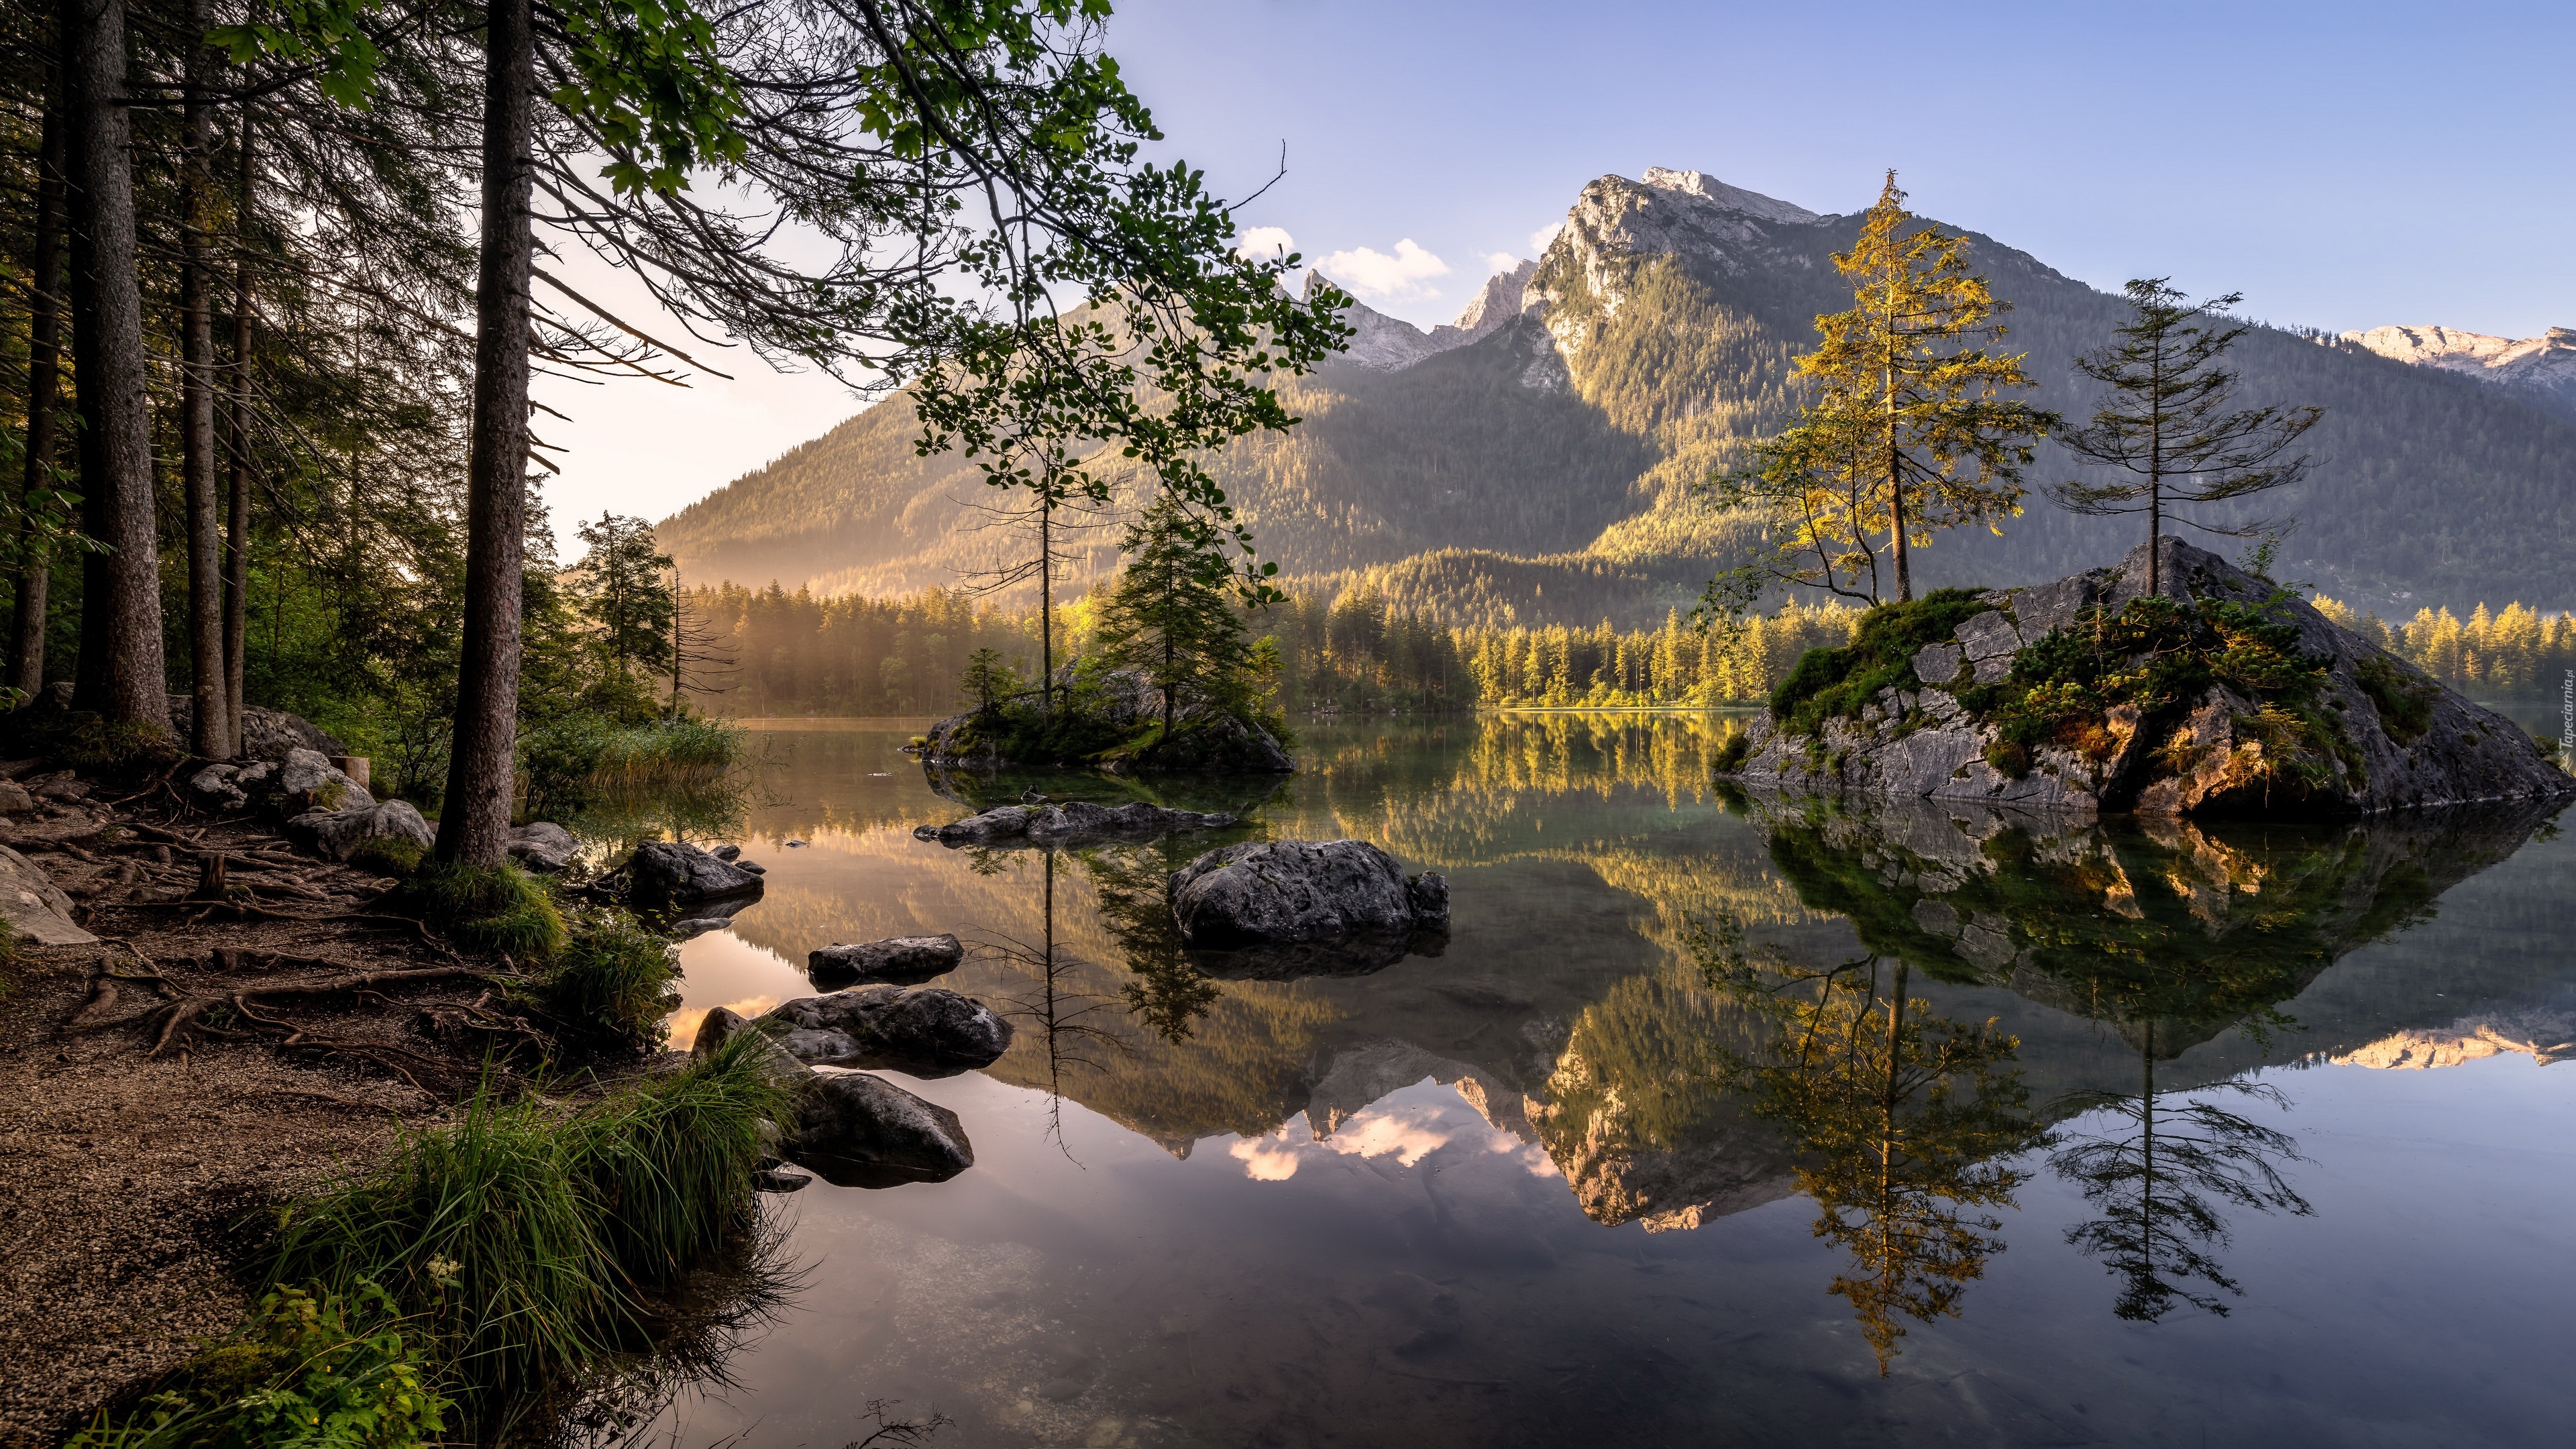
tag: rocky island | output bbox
[1723,538,2574,816]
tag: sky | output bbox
[533,0,2576,540]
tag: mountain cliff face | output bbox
[655,166,2576,619]
[2342,323,2576,421]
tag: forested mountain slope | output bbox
[657,167,2576,622]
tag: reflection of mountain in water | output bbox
[722,717,2571,1242]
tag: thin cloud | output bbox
[1485,252,1521,274]
[1319,238,1452,300]
[1529,221,1564,254]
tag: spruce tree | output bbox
[2047,279,2326,595]
[1723,173,2057,605]
[1097,496,1252,746]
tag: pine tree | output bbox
[1096,496,1254,745]
[2047,278,2326,594]
[1714,172,2056,605]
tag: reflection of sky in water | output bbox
[642,719,2576,1449]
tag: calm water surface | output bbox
[647,714,2575,1449]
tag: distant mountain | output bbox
[657,166,2576,621]
[2342,324,2576,422]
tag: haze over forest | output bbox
[656,166,2576,625]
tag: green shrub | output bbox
[406,861,567,963]
[523,716,749,819]
[66,1282,449,1449]
[1768,589,1995,736]
[2355,653,2436,745]
[1714,730,1751,774]
[535,920,682,1055]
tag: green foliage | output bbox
[568,514,678,689]
[2354,653,2437,745]
[344,838,425,881]
[405,862,568,963]
[1096,494,1260,741]
[549,0,749,197]
[1960,594,2359,795]
[523,714,747,820]
[1767,589,1996,735]
[533,920,683,1056]
[265,1037,786,1415]
[67,1281,449,1449]
[960,646,1020,716]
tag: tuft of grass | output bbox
[2355,653,2436,745]
[533,920,682,1056]
[65,1281,449,1448]
[264,1036,789,1420]
[406,861,567,963]
[523,716,750,820]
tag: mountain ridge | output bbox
[655,166,2576,619]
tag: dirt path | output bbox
[0,796,537,1446]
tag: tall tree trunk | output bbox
[1038,485,1053,716]
[61,0,171,735]
[437,0,537,866]
[13,85,66,698]
[180,0,231,757]
[224,113,256,754]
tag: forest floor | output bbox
[0,774,546,1446]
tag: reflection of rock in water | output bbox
[2336,1009,2576,1069]
[1531,975,1796,1232]
[1757,795,2566,1057]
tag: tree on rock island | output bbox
[1714,172,2056,607]
[2047,278,2326,596]
[1097,494,1256,747]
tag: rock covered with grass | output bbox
[1168,839,1450,949]
[912,798,1238,849]
[808,933,963,986]
[284,798,435,863]
[1723,537,2576,816]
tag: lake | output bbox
[644,713,2576,1449]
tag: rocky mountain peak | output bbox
[2344,322,2576,419]
[1638,166,1821,225]
[1431,259,1542,347]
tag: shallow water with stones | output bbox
[634,712,2576,1449]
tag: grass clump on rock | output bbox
[264,1033,792,1421]
[405,859,567,963]
[1770,589,1995,737]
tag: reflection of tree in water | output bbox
[977,849,1126,1155]
[2049,1022,2312,1322]
[1078,841,1223,1044]
[1696,916,2044,1372]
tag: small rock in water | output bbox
[785,1071,975,1187]
[1167,839,1448,948]
[753,1166,812,1194]
[669,917,733,941]
[757,983,1011,1077]
[809,933,965,987]
[712,844,742,861]
[784,839,808,847]
[627,840,765,907]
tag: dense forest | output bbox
[676,580,2576,718]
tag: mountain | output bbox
[2342,323,2576,422]
[656,166,2576,620]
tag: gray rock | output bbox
[690,1006,814,1089]
[164,698,345,760]
[233,760,276,789]
[808,933,965,987]
[1405,871,1452,929]
[753,1166,812,1193]
[785,1071,975,1188]
[508,822,579,873]
[0,780,40,816]
[669,917,733,940]
[1911,642,1965,688]
[0,845,95,946]
[1167,839,1448,949]
[627,839,765,908]
[187,764,248,811]
[277,748,372,810]
[284,800,434,863]
[756,984,1012,1077]
[1727,537,2576,817]
[712,844,741,861]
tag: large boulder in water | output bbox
[785,1072,974,1187]
[910,800,1237,850]
[627,840,765,908]
[755,984,1012,1077]
[1167,839,1450,949]
[808,934,964,987]
[1723,537,2576,817]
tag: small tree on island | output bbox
[960,646,1020,718]
[1710,172,2057,608]
[2047,278,2326,596]
[1097,494,1255,746]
